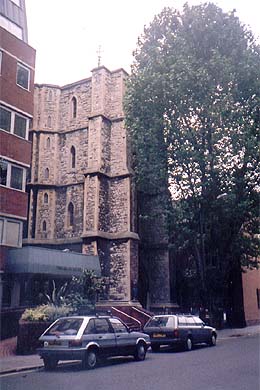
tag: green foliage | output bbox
[42,280,68,306]
[21,304,73,322]
[125,2,260,315]
[63,270,107,313]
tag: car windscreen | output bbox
[45,318,83,336]
[145,316,174,328]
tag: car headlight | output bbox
[44,341,49,347]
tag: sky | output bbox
[25,0,260,86]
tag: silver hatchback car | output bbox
[37,315,150,370]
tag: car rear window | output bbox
[146,316,174,328]
[45,318,83,336]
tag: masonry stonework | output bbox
[26,66,139,302]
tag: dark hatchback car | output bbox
[143,314,217,352]
[37,315,150,370]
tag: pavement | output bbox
[0,325,259,375]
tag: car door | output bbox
[185,316,199,343]
[94,318,117,356]
[83,318,116,357]
[193,316,208,343]
[109,318,135,355]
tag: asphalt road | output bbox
[1,334,259,390]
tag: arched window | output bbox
[70,146,76,168]
[47,116,52,127]
[46,137,50,148]
[68,202,74,226]
[44,168,49,179]
[42,220,47,231]
[44,193,48,204]
[71,97,77,118]
[48,90,52,101]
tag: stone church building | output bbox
[25,66,140,304]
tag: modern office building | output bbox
[0,0,35,336]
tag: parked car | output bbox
[37,315,150,370]
[143,314,217,352]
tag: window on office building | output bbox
[10,166,23,190]
[11,0,20,6]
[17,63,30,90]
[0,217,22,247]
[14,113,27,138]
[0,160,25,191]
[0,106,29,139]
[0,51,2,74]
[0,106,11,132]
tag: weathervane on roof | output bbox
[96,45,103,67]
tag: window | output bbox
[0,160,8,186]
[193,317,204,326]
[42,220,47,232]
[0,51,2,74]
[0,160,25,191]
[17,63,30,90]
[0,218,22,247]
[0,15,22,40]
[0,106,29,139]
[44,168,49,179]
[68,202,74,226]
[14,114,26,138]
[257,289,260,309]
[45,318,83,336]
[84,319,96,335]
[46,137,50,148]
[0,106,11,132]
[70,146,76,168]
[48,90,53,101]
[10,165,23,190]
[94,319,111,334]
[47,116,52,128]
[71,97,77,118]
[10,0,20,6]
[44,193,49,204]
[110,318,128,333]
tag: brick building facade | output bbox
[25,66,139,303]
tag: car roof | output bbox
[151,314,196,318]
[54,315,111,320]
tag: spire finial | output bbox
[96,45,103,67]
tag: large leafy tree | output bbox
[125,2,260,325]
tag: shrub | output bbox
[21,304,73,322]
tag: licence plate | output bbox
[48,340,62,346]
[153,333,166,338]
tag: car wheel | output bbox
[185,337,193,351]
[43,357,58,371]
[209,333,217,346]
[151,344,160,352]
[134,342,146,361]
[84,348,98,369]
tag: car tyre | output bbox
[43,357,58,371]
[134,342,146,361]
[83,348,98,369]
[151,344,160,352]
[209,333,217,347]
[185,337,193,351]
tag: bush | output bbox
[21,304,73,322]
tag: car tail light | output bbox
[173,329,179,338]
[69,340,82,347]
